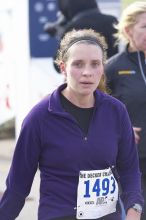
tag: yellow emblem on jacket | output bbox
[118,70,136,75]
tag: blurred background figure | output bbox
[105,2,146,219]
[44,0,118,72]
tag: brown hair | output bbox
[55,29,108,93]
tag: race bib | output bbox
[76,167,118,219]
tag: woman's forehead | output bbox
[67,42,103,54]
[136,12,146,23]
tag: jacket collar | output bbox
[48,83,107,113]
[125,44,145,62]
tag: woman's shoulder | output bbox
[96,90,126,112]
[105,49,128,76]
[23,94,51,124]
[106,50,127,66]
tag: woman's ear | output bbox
[124,26,133,39]
[60,62,66,76]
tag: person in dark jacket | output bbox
[45,0,118,72]
[105,2,146,219]
[58,0,118,58]
[0,29,144,220]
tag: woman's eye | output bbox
[92,62,100,67]
[73,62,83,67]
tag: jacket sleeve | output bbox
[117,106,144,212]
[0,112,42,220]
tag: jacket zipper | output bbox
[137,51,146,86]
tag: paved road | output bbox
[0,139,40,219]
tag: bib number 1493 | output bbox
[76,168,119,219]
[84,176,116,198]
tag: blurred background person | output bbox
[57,0,118,58]
[44,0,118,72]
[105,2,146,219]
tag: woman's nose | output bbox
[82,67,92,76]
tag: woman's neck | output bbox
[128,44,137,53]
[62,89,95,108]
[128,44,146,58]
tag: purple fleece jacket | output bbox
[0,84,144,220]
